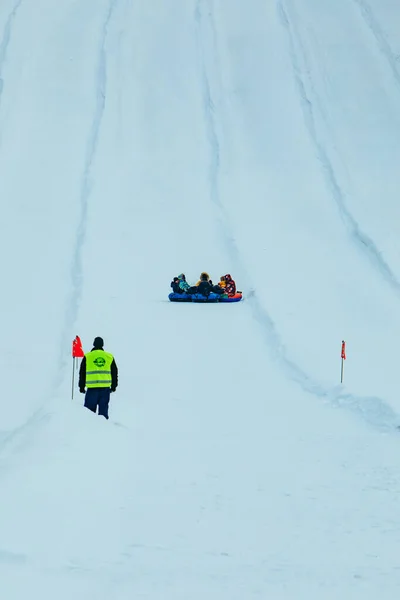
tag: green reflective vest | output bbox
[85,350,114,388]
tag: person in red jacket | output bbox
[222,274,236,297]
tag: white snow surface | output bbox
[1,0,400,598]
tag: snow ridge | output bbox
[0,408,51,465]
[353,0,400,89]
[58,0,118,377]
[195,0,245,275]
[195,0,221,211]
[250,290,399,431]
[194,0,249,267]
[0,0,23,105]
[195,0,400,432]
[278,0,400,298]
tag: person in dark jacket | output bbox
[170,273,190,294]
[186,271,224,296]
[186,272,211,296]
[171,277,182,294]
[79,336,118,419]
[196,278,213,296]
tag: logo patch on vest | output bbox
[93,357,106,368]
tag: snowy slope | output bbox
[1,1,400,598]
[213,0,400,407]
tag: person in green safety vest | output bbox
[79,336,118,419]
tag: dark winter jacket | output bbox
[171,275,190,294]
[196,281,213,296]
[79,348,118,391]
[171,278,184,294]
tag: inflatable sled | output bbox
[219,292,243,303]
[168,292,193,302]
[169,292,243,303]
[191,292,220,303]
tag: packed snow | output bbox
[1,0,400,598]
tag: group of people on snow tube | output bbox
[171,272,237,298]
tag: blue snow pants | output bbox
[84,387,111,419]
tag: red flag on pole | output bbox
[340,340,346,384]
[72,335,84,358]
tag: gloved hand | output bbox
[79,387,85,394]
[111,386,116,393]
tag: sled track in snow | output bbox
[0,408,52,470]
[195,0,400,433]
[57,0,119,383]
[0,1,55,462]
[278,0,400,299]
[0,0,23,107]
[353,0,400,90]
[195,0,247,265]
[249,291,400,432]
[0,0,119,461]
[195,0,221,211]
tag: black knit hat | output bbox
[93,336,104,349]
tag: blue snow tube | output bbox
[168,291,243,303]
[169,292,192,302]
[191,292,220,303]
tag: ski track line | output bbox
[0,0,23,103]
[195,0,221,211]
[0,1,51,462]
[56,0,118,385]
[278,0,400,299]
[0,409,52,470]
[353,0,400,90]
[195,0,400,433]
[194,0,244,259]
[0,0,118,462]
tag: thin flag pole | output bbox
[340,340,346,383]
[72,357,75,400]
